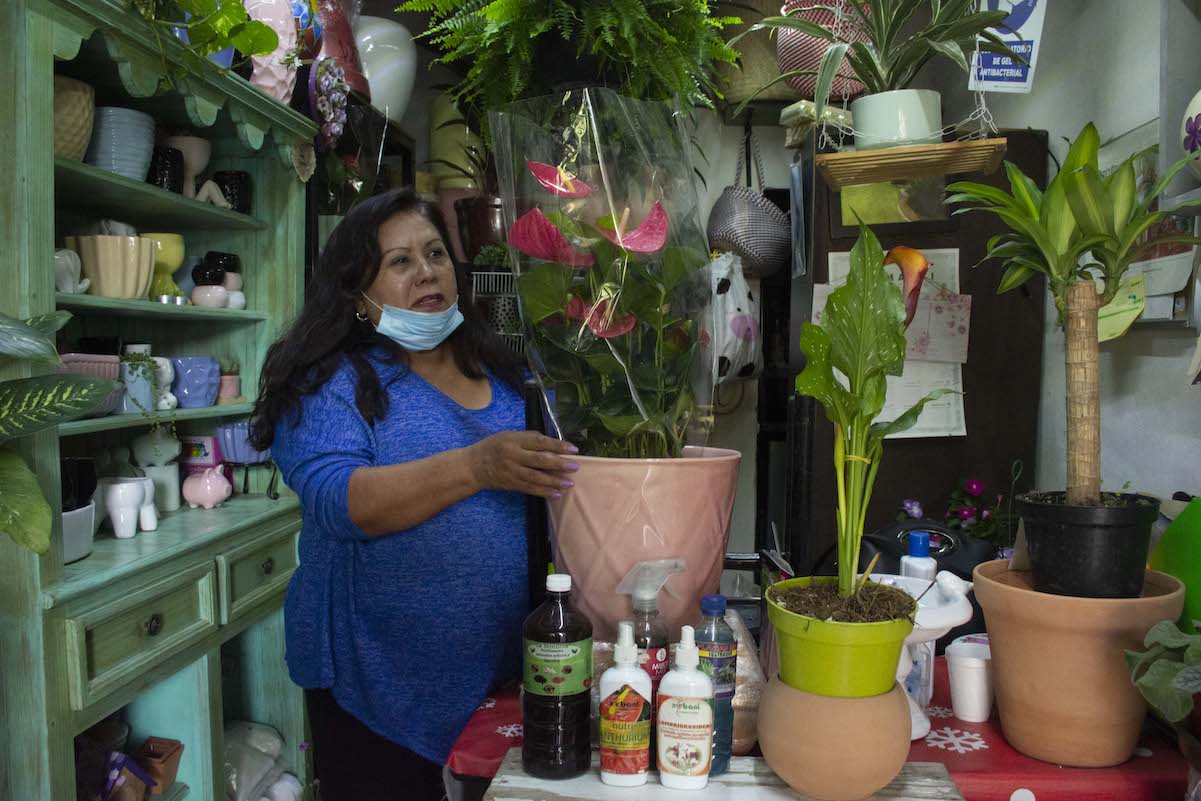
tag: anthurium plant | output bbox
[947,122,1201,506]
[796,224,948,598]
[0,312,116,553]
[491,89,714,459]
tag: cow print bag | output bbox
[702,253,763,385]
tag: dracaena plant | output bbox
[0,313,117,554]
[734,0,1027,118]
[796,223,948,598]
[946,122,1201,506]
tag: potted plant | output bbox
[218,359,242,404]
[947,123,1201,598]
[0,312,116,554]
[736,1,1027,149]
[491,88,739,643]
[1129,620,1201,779]
[755,223,941,801]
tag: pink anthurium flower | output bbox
[883,245,931,329]
[566,296,589,320]
[527,160,593,198]
[584,298,637,338]
[508,208,595,267]
[599,201,668,253]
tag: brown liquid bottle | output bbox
[521,573,593,779]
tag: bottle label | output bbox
[638,646,669,691]
[698,642,738,699]
[656,694,713,777]
[600,684,651,775]
[523,639,592,696]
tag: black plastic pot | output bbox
[1019,491,1159,598]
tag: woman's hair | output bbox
[250,189,523,450]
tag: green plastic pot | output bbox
[767,576,915,698]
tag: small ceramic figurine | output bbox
[54,249,90,294]
[98,477,148,539]
[182,466,232,509]
[151,357,178,411]
[132,426,182,467]
[196,180,232,209]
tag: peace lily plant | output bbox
[0,312,116,554]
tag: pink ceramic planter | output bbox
[547,446,740,641]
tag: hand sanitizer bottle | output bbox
[657,625,714,790]
[901,531,937,580]
[600,621,653,786]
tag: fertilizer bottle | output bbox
[696,593,736,775]
[599,621,653,786]
[657,625,714,790]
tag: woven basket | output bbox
[54,76,94,162]
[776,0,868,100]
[706,133,791,278]
[718,0,797,104]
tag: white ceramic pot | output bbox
[1181,88,1201,180]
[849,89,943,150]
[62,501,96,564]
[192,285,229,307]
[245,0,299,104]
[354,15,417,123]
[225,290,247,310]
[141,465,182,513]
[99,477,147,540]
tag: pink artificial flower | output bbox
[599,201,669,253]
[566,296,636,338]
[508,208,595,267]
[965,479,984,496]
[527,160,593,198]
[957,507,977,520]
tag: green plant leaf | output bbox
[727,16,835,48]
[1004,161,1043,220]
[794,323,853,429]
[0,313,60,365]
[1134,659,1193,722]
[1186,639,1201,666]
[869,388,956,442]
[926,38,968,73]
[1126,643,1167,679]
[177,0,219,16]
[1108,160,1137,228]
[1063,165,1114,237]
[661,246,708,293]
[0,375,118,441]
[1038,177,1077,257]
[1175,665,1201,695]
[517,263,573,325]
[230,19,279,57]
[1144,620,1196,649]
[1137,149,1201,218]
[997,263,1037,293]
[25,311,72,340]
[597,412,646,436]
[1061,122,1101,175]
[0,448,50,554]
[813,42,850,123]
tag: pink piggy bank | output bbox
[182,465,232,509]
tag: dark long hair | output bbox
[250,189,522,450]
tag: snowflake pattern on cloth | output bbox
[927,706,953,719]
[477,697,496,710]
[496,723,523,739]
[926,727,988,754]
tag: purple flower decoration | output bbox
[902,498,924,519]
[965,479,984,496]
[1185,114,1201,153]
[957,506,977,520]
[981,509,992,520]
[999,547,1014,560]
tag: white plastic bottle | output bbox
[900,531,937,580]
[656,625,714,790]
[600,621,653,787]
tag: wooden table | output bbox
[483,749,965,800]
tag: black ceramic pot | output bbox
[195,251,239,286]
[1020,491,1160,598]
[147,146,185,194]
[213,170,252,215]
[60,457,97,513]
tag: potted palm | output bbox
[735,1,1027,149]
[757,223,944,801]
[491,88,739,643]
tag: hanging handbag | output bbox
[706,131,791,278]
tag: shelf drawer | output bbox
[65,564,218,711]
[216,524,299,625]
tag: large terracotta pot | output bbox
[547,446,740,641]
[974,560,1184,767]
[759,678,910,801]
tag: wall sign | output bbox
[968,0,1046,94]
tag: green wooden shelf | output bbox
[54,158,266,231]
[59,403,253,436]
[46,496,299,608]
[57,293,268,322]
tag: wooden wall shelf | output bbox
[816,138,1007,190]
[57,294,268,322]
[58,403,253,436]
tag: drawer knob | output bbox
[261,557,275,575]
[143,613,163,637]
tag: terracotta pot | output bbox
[134,737,184,796]
[547,446,740,641]
[974,560,1184,767]
[219,375,241,399]
[759,678,910,801]
[454,194,504,264]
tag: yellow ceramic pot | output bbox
[66,235,155,299]
[140,233,186,298]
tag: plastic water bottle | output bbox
[696,594,736,775]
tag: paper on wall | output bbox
[1098,273,1146,342]
[883,363,966,439]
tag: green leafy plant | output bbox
[1127,621,1201,724]
[734,0,1027,118]
[133,0,279,67]
[795,225,949,598]
[0,313,117,553]
[220,358,241,376]
[473,242,510,270]
[946,123,1201,506]
[399,0,740,124]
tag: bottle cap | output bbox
[701,594,726,617]
[546,573,571,593]
[675,625,699,670]
[616,559,686,612]
[908,531,930,558]
[614,621,637,665]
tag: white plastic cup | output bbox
[946,634,993,723]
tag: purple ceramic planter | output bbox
[217,421,271,464]
[170,357,220,408]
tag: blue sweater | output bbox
[272,353,528,762]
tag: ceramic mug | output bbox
[147,145,185,194]
[170,357,220,408]
[212,171,252,214]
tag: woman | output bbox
[250,190,576,801]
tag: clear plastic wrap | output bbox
[491,88,716,459]
[727,609,765,756]
[224,721,287,801]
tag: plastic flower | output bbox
[1186,115,1201,153]
[901,498,924,519]
[883,245,931,329]
[957,507,977,520]
[527,160,593,198]
[508,208,595,267]
[965,478,984,496]
[599,201,668,253]
[566,296,636,338]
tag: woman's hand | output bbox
[468,432,579,498]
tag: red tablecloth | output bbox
[447,661,1189,801]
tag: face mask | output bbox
[361,293,464,351]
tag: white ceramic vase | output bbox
[354,15,417,123]
[99,477,147,539]
[1181,88,1201,181]
[142,464,182,514]
[849,89,943,150]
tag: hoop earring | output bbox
[355,311,368,322]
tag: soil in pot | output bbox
[771,580,916,623]
[1020,491,1159,598]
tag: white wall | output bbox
[936,0,1201,498]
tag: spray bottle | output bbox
[599,621,653,786]
[617,559,686,753]
[657,625,714,790]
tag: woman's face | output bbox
[357,211,457,323]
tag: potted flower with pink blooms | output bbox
[489,88,739,640]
